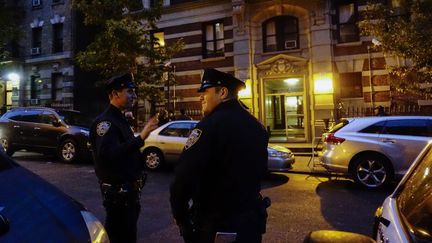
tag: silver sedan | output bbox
[139,120,295,171]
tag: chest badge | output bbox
[96,121,111,136]
[184,129,202,150]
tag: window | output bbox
[52,23,63,53]
[40,111,57,125]
[337,2,359,43]
[159,122,196,137]
[263,16,299,52]
[51,73,63,102]
[383,119,432,137]
[396,146,432,241]
[340,72,363,98]
[360,121,386,134]
[18,110,42,123]
[32,27,42,49]
[151,31,165,48]
[203,21,224,58]
[32,0,42,7]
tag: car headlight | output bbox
[268,148,290,158]
[80,211,110,243]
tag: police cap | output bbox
[197,68,245,92]
[105,73,136,93]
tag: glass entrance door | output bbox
[264,78,306,142]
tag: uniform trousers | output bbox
[103,190,141,243]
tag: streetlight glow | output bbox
[7,73,20,82]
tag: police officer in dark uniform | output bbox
[170,69,270,243]
[90,73,158,243]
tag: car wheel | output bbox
[0,137,15,156]
[351,155,392,189]
[143,149,164,171]
[58,139,79,163]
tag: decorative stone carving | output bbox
[232,0,245,34]
[30,18,44,28]
[265,59,300,76]
[50,14,65,24]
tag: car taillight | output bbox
[324,133,345,144]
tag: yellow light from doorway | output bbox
[284,78,299,86]
[238,79,252,98]
[313,73,333,94]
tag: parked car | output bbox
[0,107,93,163]
[320,116,432,189]
[139,120,295,171]
[305,141,432,243]
[0,150,109,242]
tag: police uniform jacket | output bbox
[90,104,144,184]
[170,99,269,227]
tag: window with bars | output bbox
[202,21,224,58]
[262,16,299,52]
[337,1,359,43]
[52,23,63,53]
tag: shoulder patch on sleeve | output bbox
[184,129,202,150]
[96,121,111,136]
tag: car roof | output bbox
[337,116,432,133]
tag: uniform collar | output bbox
[206,99,239,116]
[108,104,125,118]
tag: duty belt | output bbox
[100,176,146,193]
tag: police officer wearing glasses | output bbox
[90,73,158,243]
[170,69,271,243]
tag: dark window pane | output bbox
[263,15,298,52]
[337,2,359,43]
[52,23,63,53]
[19,110,42,123]
[383,119,431,136]
[359,121,386,134]
[203,21,224,58]
[32,27,42,48]
[40,112,57,124]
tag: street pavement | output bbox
[12,152,390,242]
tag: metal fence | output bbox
[342,104,432,117]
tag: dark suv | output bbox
[0,107,93,163]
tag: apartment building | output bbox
[2,0,427,143]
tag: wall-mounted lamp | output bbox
[313,73,334,94]
[238,79,252,98]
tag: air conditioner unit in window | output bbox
[32,0,41,7]
[30,99,40,105]
[284,40,297,49]
[30,47,41,55]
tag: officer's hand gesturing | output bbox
[140,115,159,140]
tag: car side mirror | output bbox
[52,120,62,127]
[0,214,10,236]
[304,230,375,243]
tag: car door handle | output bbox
[34,127,41,130]
[13,125,20,128]
[382,139,395,144]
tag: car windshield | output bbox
[396,145,432,241]
[57,110,93,128]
